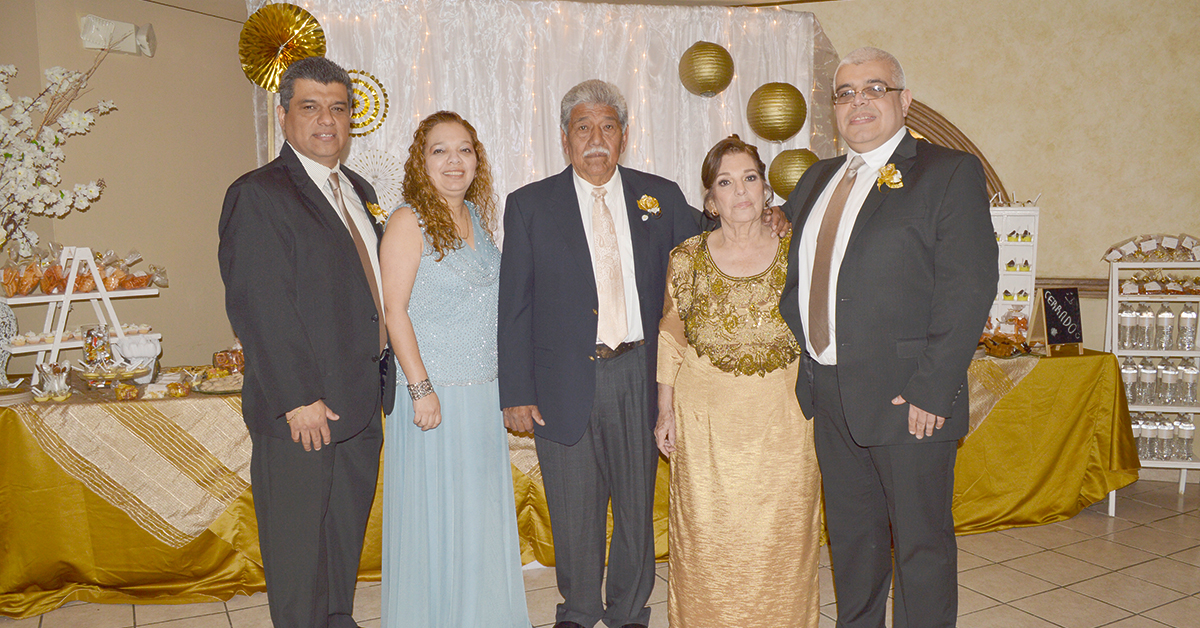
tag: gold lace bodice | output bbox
[664,231,800,377]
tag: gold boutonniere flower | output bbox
[637,194,662,219]
[876,164,903,191]
[366,201,387,225]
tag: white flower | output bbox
[0,92,11,110]
[96,100,116,114]
[44,67,69,86]
[0,65,16,79]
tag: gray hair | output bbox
[836,47,906,89]
[559,80,629,134]
[278,56,353,112]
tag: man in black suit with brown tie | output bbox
[780,48,998,627]
[219,56,395,628]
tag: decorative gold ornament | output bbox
[678,41,734,97]
[746,82,807,142]
[366,202,386,225]
[768,149,819,200]
[348,70,389,137]
[238,3,326,93]
[637,194,661,217]
[876,163,903,190]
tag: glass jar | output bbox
[1118,303,1137,350]
[1180,358,1198,406]
[1137,358,1158,406]
[1121,357,1139,405]
[1136,303,1156,349]
[1179,303,1197,351]
[1179,416,1196,462]
[1159,360,1180,406]
[1155,303,1176,351]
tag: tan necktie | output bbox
[592,187,628,350]
[329,171,387,353]
[808,155,866,356]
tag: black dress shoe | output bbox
[552,622,586,628]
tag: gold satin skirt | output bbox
[668,357,821,628]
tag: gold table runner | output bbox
[13,393,250,548]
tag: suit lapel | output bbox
[846,131,919,251]
[619,167,653,295]
[280,144,348,237]
[546,167,598,292]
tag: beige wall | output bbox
[0,0,253,370]
[802,0,1200,349]
[2,0,1194,367]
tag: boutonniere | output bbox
[637,194,661,221]
[876,164,903,191]
[366,201,387,225]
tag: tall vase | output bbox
[0,296,16,388]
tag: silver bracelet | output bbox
[407,378,434,401]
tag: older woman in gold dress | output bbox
[655,135,821,627]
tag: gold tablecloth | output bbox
[1,350,1139,619]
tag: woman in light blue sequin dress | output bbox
[378,111,530,628]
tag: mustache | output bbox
[583,147,611,158]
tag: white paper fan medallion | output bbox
[347,149,404,213]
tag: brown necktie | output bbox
[808,155,866,356]
[592,187,628,350]
[329,171,386,353]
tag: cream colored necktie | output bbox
[808,155,866,356]
[329,171,386,353]
[592,187,628,350]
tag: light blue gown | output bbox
[381,202,530,628]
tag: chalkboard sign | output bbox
[1029,287,1084,354]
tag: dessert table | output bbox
[0,350,1139,619]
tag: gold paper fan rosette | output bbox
[768,148,819,200]
[747,82,807,142]
[679,41,734,97]
[239,3,326,93]
[349,70,388,137]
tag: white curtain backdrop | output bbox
[247,0,838,214]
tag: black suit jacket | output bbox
[219,143,396,443]
[780,132,998,446]
[498,165,704,446]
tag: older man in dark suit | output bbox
[498,80,703,628]
[780,48,998,628]
[219,56,395,628]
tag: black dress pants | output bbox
[249,410,383,628]
[811,361,958,628]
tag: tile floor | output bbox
[2,479,1197,627]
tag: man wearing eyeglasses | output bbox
[780,47,997,627]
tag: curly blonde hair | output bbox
[401,111,498,260]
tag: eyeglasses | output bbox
[833,84,903,105]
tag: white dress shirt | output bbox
[573,168,644,344]
[291,142,385,324]
[797,126,908,365]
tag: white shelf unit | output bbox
[4,246,160,383]
[988,206,1039,323]
[1103,260,1199,513]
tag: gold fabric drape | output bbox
[953,350,1140,534]
[2,350,1139,618]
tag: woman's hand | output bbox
[412,392,442,431]
[655,384,676,458]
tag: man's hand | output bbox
[892,395,945,439]
[503,404,544,434]
[762,205,791,237]
[286,399,340,451]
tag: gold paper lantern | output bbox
[239,3,326,93]
[678,42,734,97]
[747,82,807,142]
[768,149,819,200]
